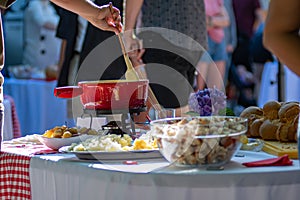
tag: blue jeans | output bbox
[207,36,227,62]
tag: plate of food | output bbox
[59,146,162,160]
[59,133,162,160]
[35,125,102,150]
[240,137,264,152]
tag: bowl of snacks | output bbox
[35,125,101,150]
[150,116,248,168]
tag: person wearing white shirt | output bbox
[22,0,61,69]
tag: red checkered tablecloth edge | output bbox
[0,152,31,200]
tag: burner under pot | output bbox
[102,121,129,136]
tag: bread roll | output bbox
[276,123,290,142]
[287,125,296,142]
[240,106,263,118]
[278,102,300,123]
[262,100,281,120]
[259,119,278,140]
[249,118,264,137]
[240,106,263,137]
[293,114,299,130]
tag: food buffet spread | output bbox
[1,71,300,200]
[1,91,299,200]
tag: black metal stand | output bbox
[82,107,147,136]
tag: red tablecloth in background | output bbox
[4,95,21,138]
[0,152,31,199]
[0,143,57,200]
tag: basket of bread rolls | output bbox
[239,100,299,142]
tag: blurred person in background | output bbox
[123,0,207,117]
[22,0,61,70]
[223,0,238,111]
[231,0,264,107]
[263,0,300,77]
[232,0,263,70]
[251,0,274,101]
[0,0,122,149]
[196,0,229,91]
[56,8,86,87]
[223,0,237,85]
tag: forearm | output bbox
[123,0,143,32]
[263,0,300,76]
[209,7,229,28]
[50,0,101,21]
[264,31,300,76]
[50,0,121,33]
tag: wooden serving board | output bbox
[262,141,298,159]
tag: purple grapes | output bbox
[189,87,226,116]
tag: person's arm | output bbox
[263,0,300,76]
[50,0,121,33]
[123,0,144,64]
[123,0,143,32]
[208,6,230,29]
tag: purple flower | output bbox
[188,87,226,116]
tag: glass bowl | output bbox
[150,116,248,168]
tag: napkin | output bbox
[242,154,293,167]
[32,149,58,155]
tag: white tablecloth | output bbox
[3,78,70,135]
[30,151,300,200]
[3,98,13,140]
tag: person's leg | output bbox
[206,38,227,90]
[207,60,226,89]
[196,61,209,90]
[195,38,213,91]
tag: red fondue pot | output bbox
[54,79,149,110]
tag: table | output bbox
[3,78,70,135]
[1,139,300,200]
[28,152,300,200]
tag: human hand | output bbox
[226,44,234,53]
[92,3,122,34]
[123,31,145,66]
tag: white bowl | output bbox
[35,134,95,150]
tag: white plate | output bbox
[59,146,163,160]
[35,134,95,150]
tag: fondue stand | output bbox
[81,107,147,137]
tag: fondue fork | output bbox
[108,2,139,81]
[109,2,165,118]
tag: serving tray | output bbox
[262,141,298,159]
[59,146,163,160]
